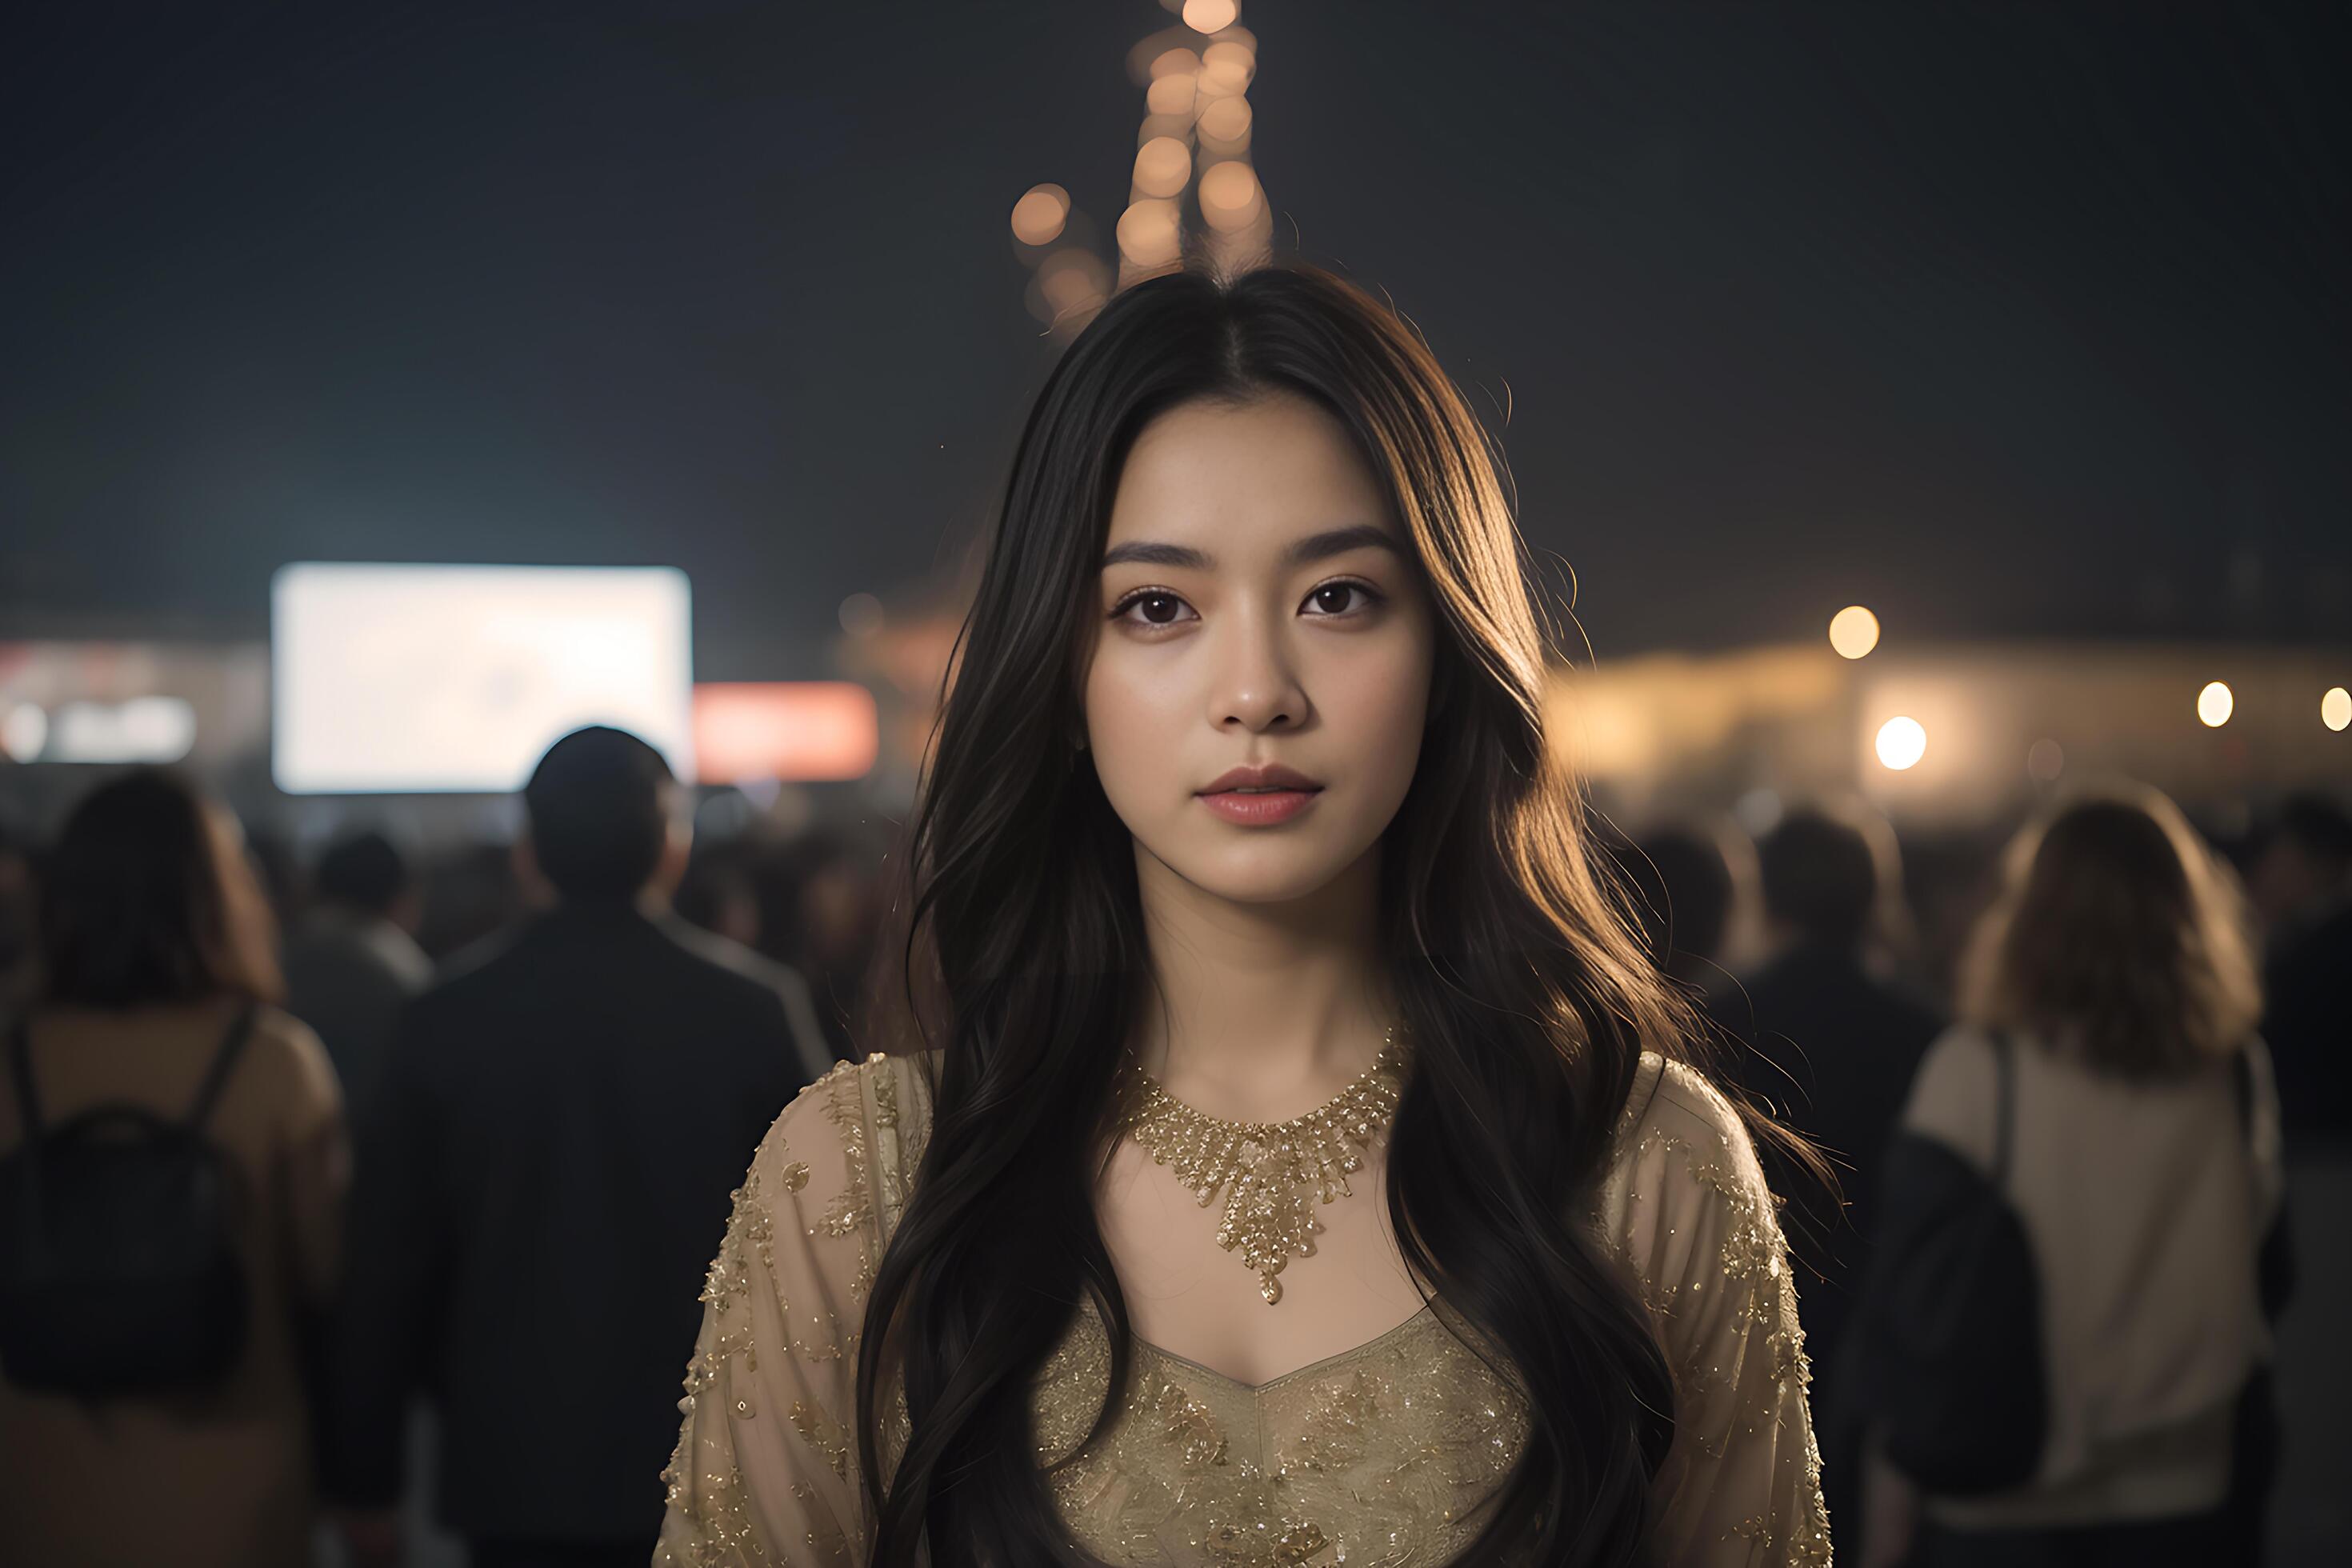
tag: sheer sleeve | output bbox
[1602,1058,1833,1567]
[655,1058,884,1566]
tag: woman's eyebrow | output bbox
[1100,523,1402,572]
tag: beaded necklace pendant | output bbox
[1116,1027,1407,1304]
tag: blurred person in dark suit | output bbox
[0,769,346,1568]
[282,828,432,1130]
[1716,801,1945,1537]
[1610,818,1757,997]
[324,726,834,1568]
[2249,791,2352,1142]
[1722,803,1945,1228]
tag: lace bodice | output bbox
[654,1050,1831,1566]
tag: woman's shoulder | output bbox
[745,1049,941,1246]
[1607,1049,1752,1174]
[771,1048,936,1133]
[1898,1022,2010,1165]
[1593,1050,1778,1282]
[248,1001,342,1111]
[249,998,329,1064]
[757,1054,880,1167]
[1909,1018,1998,1087]
[174,1000,339,1135]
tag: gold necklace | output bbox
[1117,1026,1407,1305]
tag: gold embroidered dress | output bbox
[655,1050,1831,1566]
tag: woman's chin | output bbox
[1165,847,1362,906]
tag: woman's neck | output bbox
[1126,839,1398,1124]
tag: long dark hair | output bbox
[856,264,1713,1565]
[38,766,285,1009]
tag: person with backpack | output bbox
[0,768,348,1568]
[1850,782,2291,1567]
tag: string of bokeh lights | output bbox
[1823,602,2351,776]
[1009,0,1270,340]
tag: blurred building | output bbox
[1557,638,2350,832]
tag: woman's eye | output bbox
[1112,591,1196,627]
[1306,581,1382,616]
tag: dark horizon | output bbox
[4,2,2345,676]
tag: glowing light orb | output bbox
[1875,717,1927,771]
[1146,72,1198,117]
[1198,94,1252,145]
[1117,199,1182,267]
[1009,184,1070,246]
[1201,40,1255,93]
[1133,136,1192,199]
[1197,161,1261,230]
[2197,682,2234,728]
[1829,605,1880,660]
[1183,0,1239,34]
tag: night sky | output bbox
[4,2,2344,679]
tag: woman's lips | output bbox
[1196,788,1322,826]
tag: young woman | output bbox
[0,769,348,1568]
[1855,785,2287,1568]
[656,264,1830,1566]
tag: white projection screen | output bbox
[272,563,696,794]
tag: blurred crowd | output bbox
[0,728,887,1568]
[1606,784,2346,1566]
[0,736,2345,1566]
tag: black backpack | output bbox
[0,1003,256,1397]
[1851,1029,2047,1496]
[1854,1033,2274,1498]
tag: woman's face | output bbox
[1082,393,1438,905]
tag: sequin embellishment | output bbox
[1117,1029,1406,1305]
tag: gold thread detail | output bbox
[1116,1028,1406,1305]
